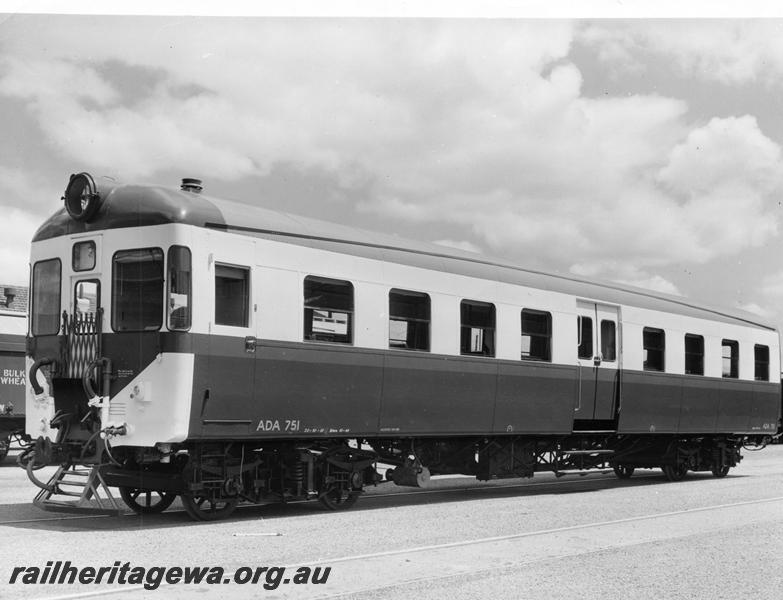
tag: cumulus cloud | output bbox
[0,18,575,183]
[1,16,782,297]
[579,20,783,86]
[659,115,782,196]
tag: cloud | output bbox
[579,20,783,86]
[0,206,39,285]
[744,271,783,328]
[432,239,481,253]
[570,262,682,296]
[761,271,783,299]
[737,302,772,318]
[1,17,781,294]
[1,18,574,183]
[659,115,782,196]
[0,167,70,283]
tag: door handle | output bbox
[593,355,601,367]
[244,336,257,353]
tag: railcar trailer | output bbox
[20,173,782,520]
[0,309,26,462]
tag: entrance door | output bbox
[201,235,257,436]
[575,301,620,422]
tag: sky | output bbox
[2,8,783,331]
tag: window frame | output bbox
[684,333,704,376]
[73,278,101,319]
[388,288,430,352]
[460,299,496,357]
[72,240,96,272]
[600,319,617,362]
[214,263,251,328]
[167,246,192,331]
[577,315,593,360]
[721,339,739,379]
[754,344,769,382]
[303,275,354,345]
[111,247,165,333]
[642,327,666,372]
[521,308,552,362]
[31,258,62,336]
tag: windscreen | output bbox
[31,259,61,336]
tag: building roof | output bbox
[0,285,27,314]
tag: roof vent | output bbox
[181,178,203,193]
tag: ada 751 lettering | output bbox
[256,419,300,432]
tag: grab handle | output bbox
[29,357,56,396]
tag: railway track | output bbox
[5,467,782,600]
[0,471,658,527]
[19,494,783,600]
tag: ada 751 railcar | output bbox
[19,173,782,520]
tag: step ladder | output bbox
[33,464,123,515]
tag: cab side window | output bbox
[215,264,250,327]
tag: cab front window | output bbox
[32,258,62,336]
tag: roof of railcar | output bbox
[33,181,777,332]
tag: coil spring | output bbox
[292,461,305,495]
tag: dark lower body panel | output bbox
[189,339,781,441]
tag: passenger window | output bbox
[601,320,616,361]
[215,264,250,327]
[577,316,592,359]
[32,258,62,336]
[304,276,353,344]
[754,344,769,381]
[112,248,164,332]
[684,334,704,375]
[389,289,430,351]
[722,339,739,378]
[521,309,551,361]
[168,246,192,331]
[643,327,665,371]
[460,300,495,357]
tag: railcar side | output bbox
[20,174,782,519]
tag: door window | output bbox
[600,320,616,361]
[577,316,593,359]
[74,280,99,317]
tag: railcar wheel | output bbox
[662,463,688,482]
[613,464,634,479]
[319,485,360,510]
[119,487,177,514]
[181,492,238,521]
[711,464,730,478]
